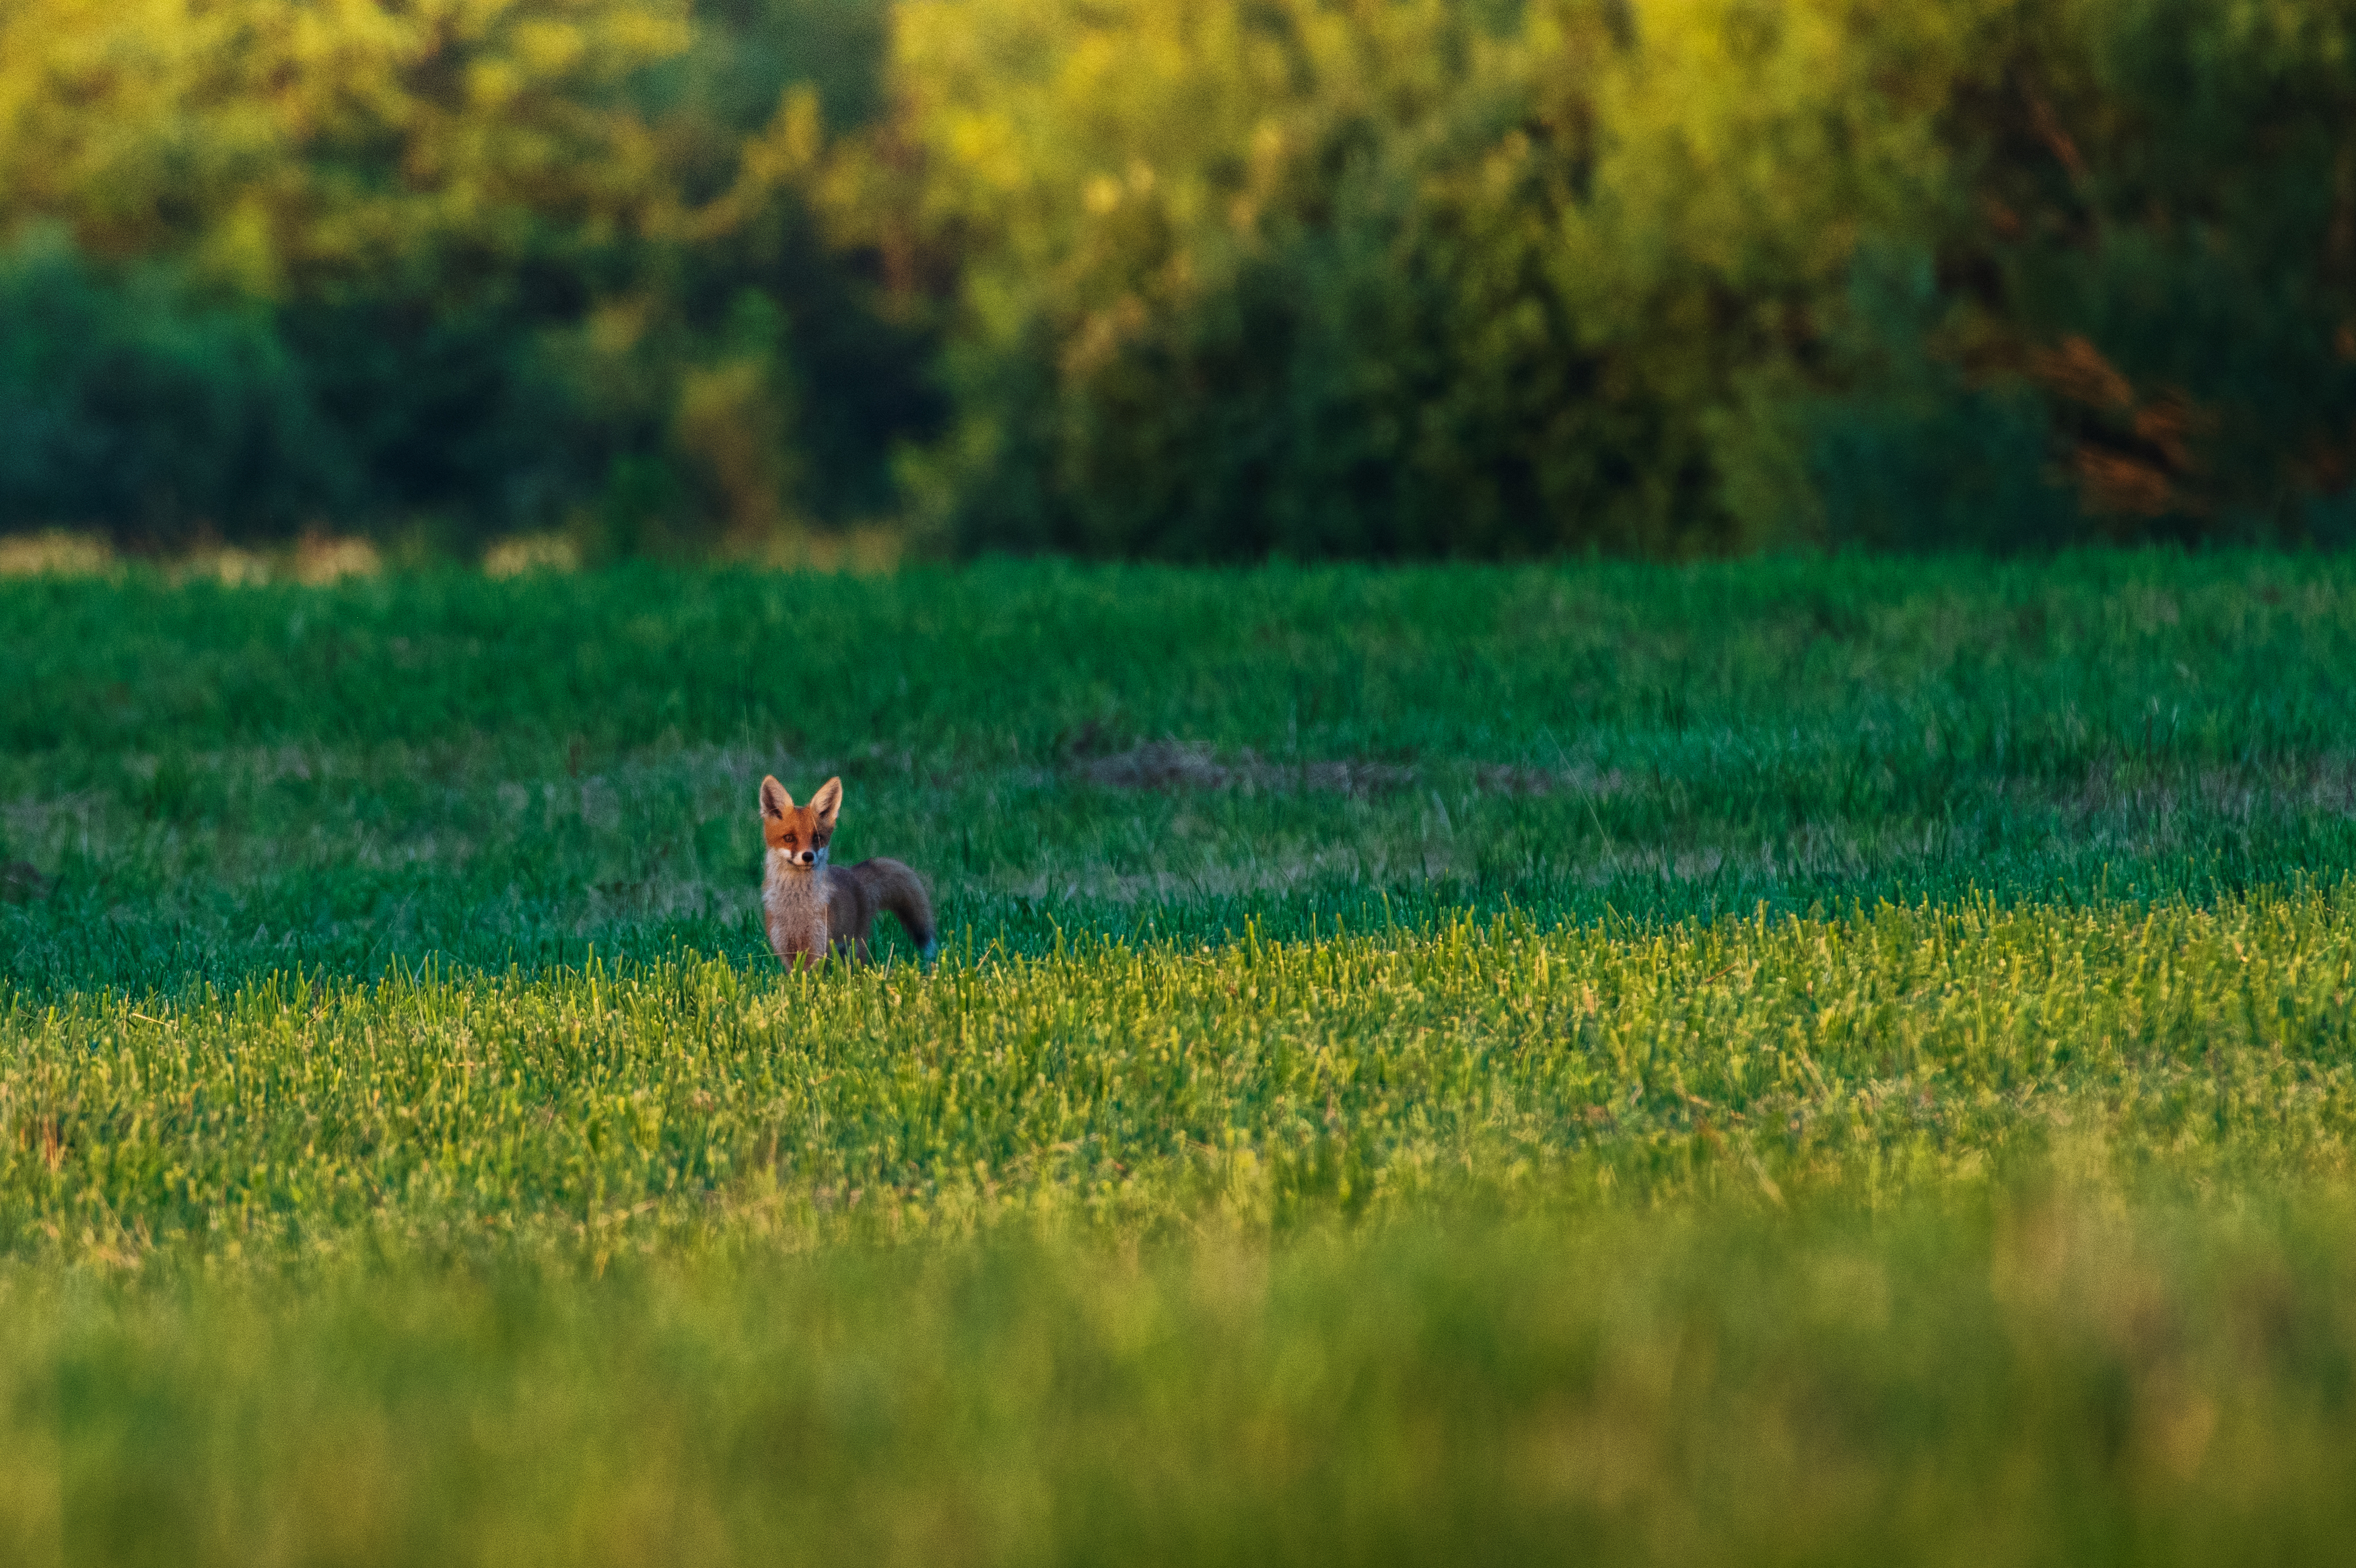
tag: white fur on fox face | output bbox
[771,844,828,872]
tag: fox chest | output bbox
[763,876,833,968]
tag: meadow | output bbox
[5,552,2356,1563]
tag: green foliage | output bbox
[0,0,938,549]
[1925,0,2356,539]
[862,0,1967,556]
[853,0,2356,557]
[0,227,352,542]
[1797,243,2080,551]
[4,0,2352,555]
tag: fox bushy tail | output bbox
[852,857,937,963]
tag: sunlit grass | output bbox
[7,893,2356,1269]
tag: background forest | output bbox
[3,0,2354,561]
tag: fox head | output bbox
[760,775,841,871]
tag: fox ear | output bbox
[810,776,843,824]
[759,775,793,819]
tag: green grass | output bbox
[13,1211,2356,1566]
[9,897,2356,1262]
[5,551,2356,1563]
[7,552,2356,987]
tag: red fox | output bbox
[759,775,938,969]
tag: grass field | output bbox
[5,553,2356,1563]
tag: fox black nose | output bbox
[797,850,815,865]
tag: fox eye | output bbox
[781,833,797,846]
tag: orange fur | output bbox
[759,774,937,969]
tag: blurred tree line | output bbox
[2,0,2353,559]
[0,0,932,555]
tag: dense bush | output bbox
[0,227,350,543]
[856,0,2356,558]
[0,0,936,552]
[1933,0,2356,545]
[862,0,1958,558]
[1,0,2351,557]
